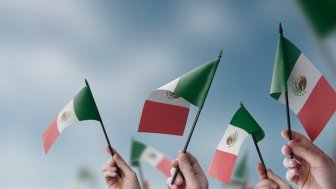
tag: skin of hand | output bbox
[281,130,336,189]
[167,151,208,189]
[142,180,150,189]
[102,147,141,189]
[255,163,292,189]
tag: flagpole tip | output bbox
[240,101,244,107]
[85,79,89,86]
[218,49,223,59]
[279,22,283,34]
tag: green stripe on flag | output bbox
[232,152,248,183]
[297,0,336,38]
[270,35,301,99]
[174,58,220,107]
[230,106,265,142]
[130,140,146,166]
[73,86,101,121]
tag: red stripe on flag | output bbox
[156,156,171,178]
[298,76,336,141]
[138,100,189,135]
[208,150,237,184]
[43,117,60,154]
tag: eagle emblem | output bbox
[166,91,180,100]
[60,111,71,122]
[292,75,307,96]
[226,131,238,147]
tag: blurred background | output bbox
[0,0,335,188]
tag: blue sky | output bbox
[0,1,335,188]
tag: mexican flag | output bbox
[296,0,336,77]
[131,139,171,177]
[208,106,264,184]
[43,85,101,154]
[138,56,220,135]
[270,32,336,141]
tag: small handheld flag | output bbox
[270,23,336,141]
[130,139,171,178]
[138,51,221,136]
[43,81,101,153]
[208,104,265,184]
[43,79,115,157]
[170,50,222,184]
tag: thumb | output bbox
[178,153,197,181]
[256,163,267,180]
[113,154,134,177]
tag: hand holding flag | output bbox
[270,24,336,141]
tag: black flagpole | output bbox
[253,136,267,178]
[279,23,293,159]
[241,102,267,178]
[85,79,114,157]
[171,50,222,185]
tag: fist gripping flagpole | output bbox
[85,79,115,157]
[171,50,222,185]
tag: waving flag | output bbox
[270,32,336,141]
[138,57,220,135]
[131,139,171,177]
[208,105,265,184]
[43,85,101,153]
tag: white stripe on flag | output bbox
[146,90,190,108]
[278,54,322,114]
[217,125,249,155]
[142,147,164,167]
[57,99,79,132]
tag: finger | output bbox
[184,151,205,176]
[282,145,303,162]
[171,159,178,169]
[283,157,299,169]
[105,146,117,155]
[177,153,197,181]
[256,163,267,180]
[266,169,290,188]
[166,177,181,189]
[286,168,299,183]
[256,179,278,189]
[103,170,118,178]
[102,164,118,172]
[171,170,184,186]
[113,154,134,177]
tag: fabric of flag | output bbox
[270,33,336,141]
[43,85,101,154]
[296,0,336,79]
[138,57,220,135]
[297,0,336,38]
[208,106,264,184]
[130,139,171,177]
[73,167,96,189]
[231,152,248,185]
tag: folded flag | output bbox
[270,31,336,141]
[130,139,171,177]
[43,85,101,154]
[138,57,220,135]
[208,106,265,184]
